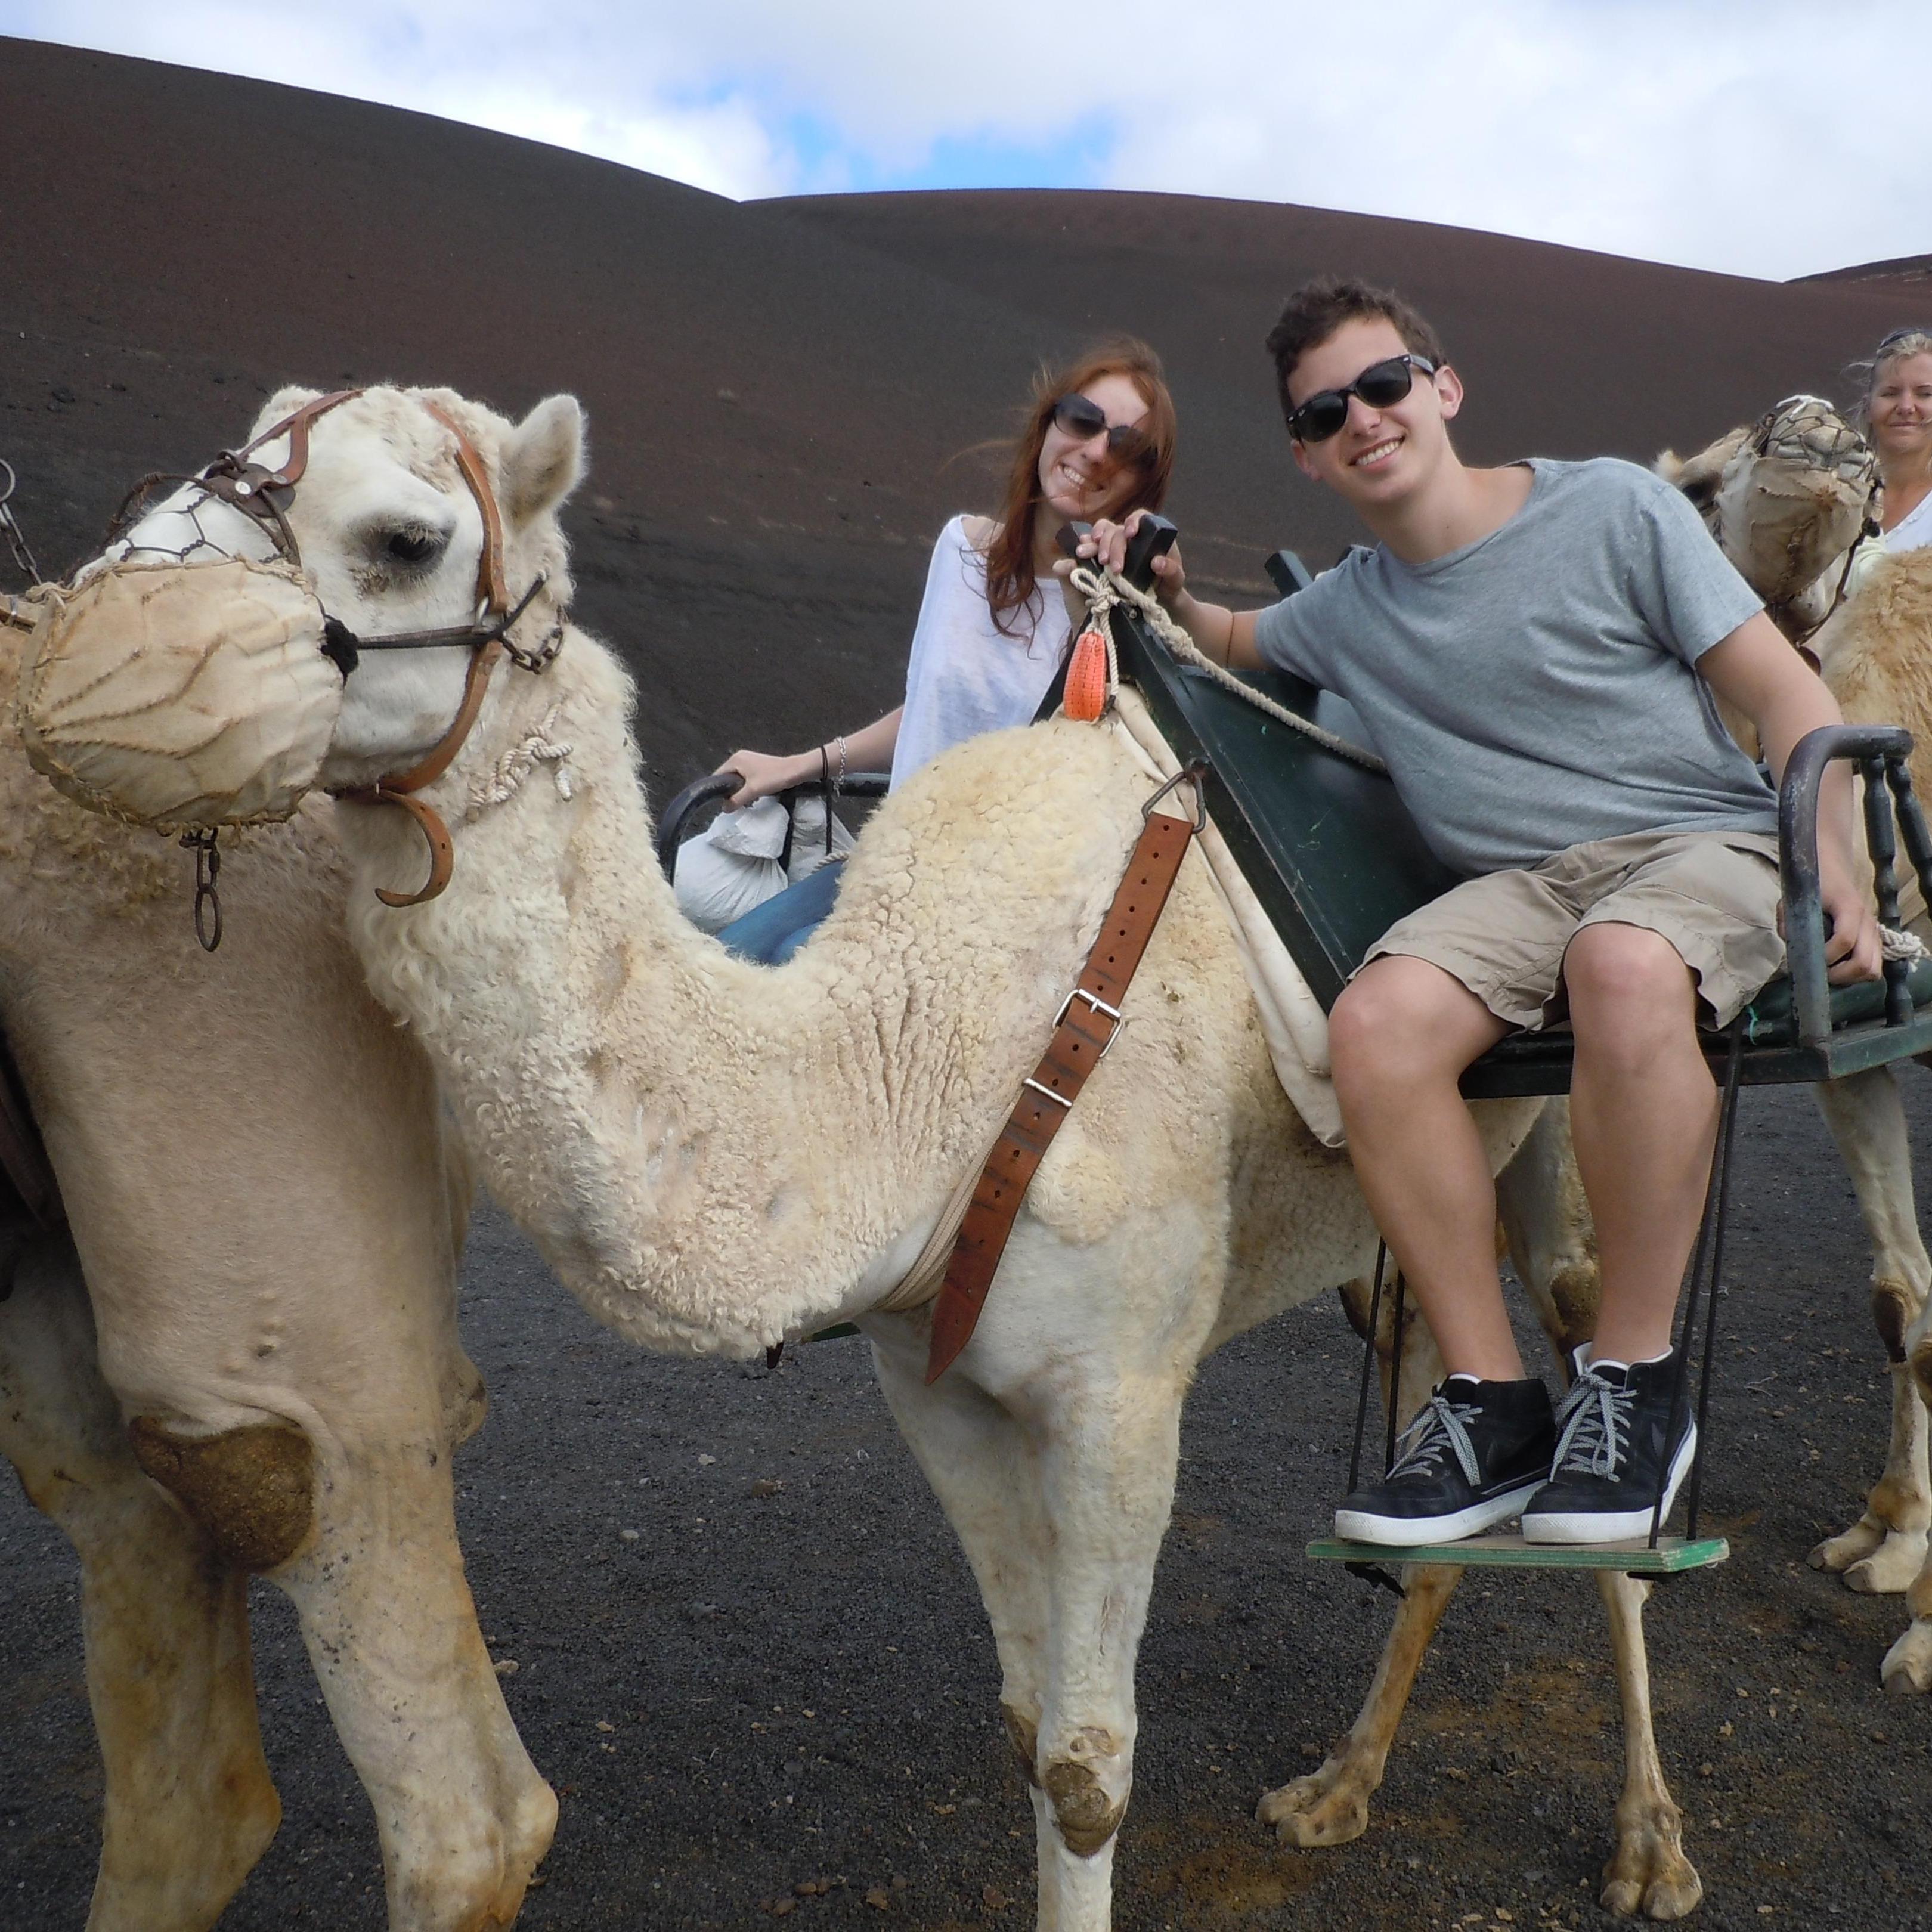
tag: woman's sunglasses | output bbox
[1050,394,1153,463]
[1287,353,1438,444]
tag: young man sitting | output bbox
[1077,277,1882,1546]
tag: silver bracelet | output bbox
[833,734,847,789]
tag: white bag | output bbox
[673,791,856,933]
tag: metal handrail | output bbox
[656,769,890,883]
[1778,724,1932,1046]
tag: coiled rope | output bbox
[1066,561,1388,775]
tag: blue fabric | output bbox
[716,860,846,964]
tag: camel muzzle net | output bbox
[1719,395,1878,625]
[17,552,346,831]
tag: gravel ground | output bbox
[6,1078,1932,1931]
[2,45,1930,1930]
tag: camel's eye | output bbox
[385,527,444,566]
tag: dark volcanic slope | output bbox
[770,189,1918,572]
[6,36,1932,1932]
[4,36,1924,774]
[1800,255,1932,287]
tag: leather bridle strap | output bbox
[421,398,509,617]
[333,403,517,908]
[233,388,366,488]
[925,792,1201,1383]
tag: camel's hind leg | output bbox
[1596,1571,1701,1920]
[865,1319,1063,1925]
[1264,1110,1587,1855]
[1809,1068,1931,1593]
[1257,1562,1462,1846]
[1261,1269,1459,1845]
[0,1231,278,1932]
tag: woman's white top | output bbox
[1884,487,1932,553]
[890,515,1073,791]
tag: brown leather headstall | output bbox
[328,400,561,907]
[925,766,1206,1382]
[92,391,562,920]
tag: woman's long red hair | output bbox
[982,339,1177,637]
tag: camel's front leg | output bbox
[270,1448,556,1932]
[866,1319,1063,1925]
[1009,1371,1191,1932]
[0,1233,279,1932]
[1257,1562,1461,1846]
[1277,1272,1466,1848]
[1809,1069,1932,1592]
[1596,1571,1700,1921]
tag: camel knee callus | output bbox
[128,1416,315,1571]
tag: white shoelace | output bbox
[1388,1392,1484,1486]
[1550,1371,1633,1480]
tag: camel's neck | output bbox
[339,635,1140,1356]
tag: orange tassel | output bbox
[1064,624,1110,722]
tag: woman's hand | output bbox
[1067,509,1188,606]
[714,748,816,809]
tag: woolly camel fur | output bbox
[91,382,1726,1927]
[1661,414,1932,1690]
[0,705,555,1931]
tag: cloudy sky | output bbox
[5,2,1922,281]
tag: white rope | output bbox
[466,702,574,814]
[1064,561,1388,775]
[1883,925,1927,962]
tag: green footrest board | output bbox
[1308,1534,1729,1574]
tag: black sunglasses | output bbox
[1050,394,1153,463]
[1287,353,1438,444]
[1877,327,1932,354]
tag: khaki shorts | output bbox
[1363,829,1785,1032]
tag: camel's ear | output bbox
[250,385,322,441]
[502,395,586,527]
[1658,427,1748,514]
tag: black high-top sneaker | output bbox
[1335,1376,1556,1546]
[1521,1349,1696,1544]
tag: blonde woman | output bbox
[1861,326,1932,553]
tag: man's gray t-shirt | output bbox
[1251,457,1775,876]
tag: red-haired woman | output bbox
[713,339,1177,962]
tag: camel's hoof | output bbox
[1257,1766,1370,1848]
[1600,1848,1702,1921]
[1880,1623,1932,1695]
[1809,1522,1880,1574]
[1846,1535,1930,1595]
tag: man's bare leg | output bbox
[1329,955,1516,1379]
[1562,922,1717,1364]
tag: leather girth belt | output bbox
[925,794,1200,1382]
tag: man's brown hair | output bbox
[1264,276,1447,436]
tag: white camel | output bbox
[0,715,556,1930]
[63,382,1727,1927]
[1660,403,1932,1687]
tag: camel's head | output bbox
[1657,395,1876,643]
[18,385,585,826]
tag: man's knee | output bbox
[1564,922,1696,1023]
[1331,956,1491,1083]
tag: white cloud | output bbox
[4,0,1923,277]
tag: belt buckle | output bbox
[1055,985,1125,1062]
